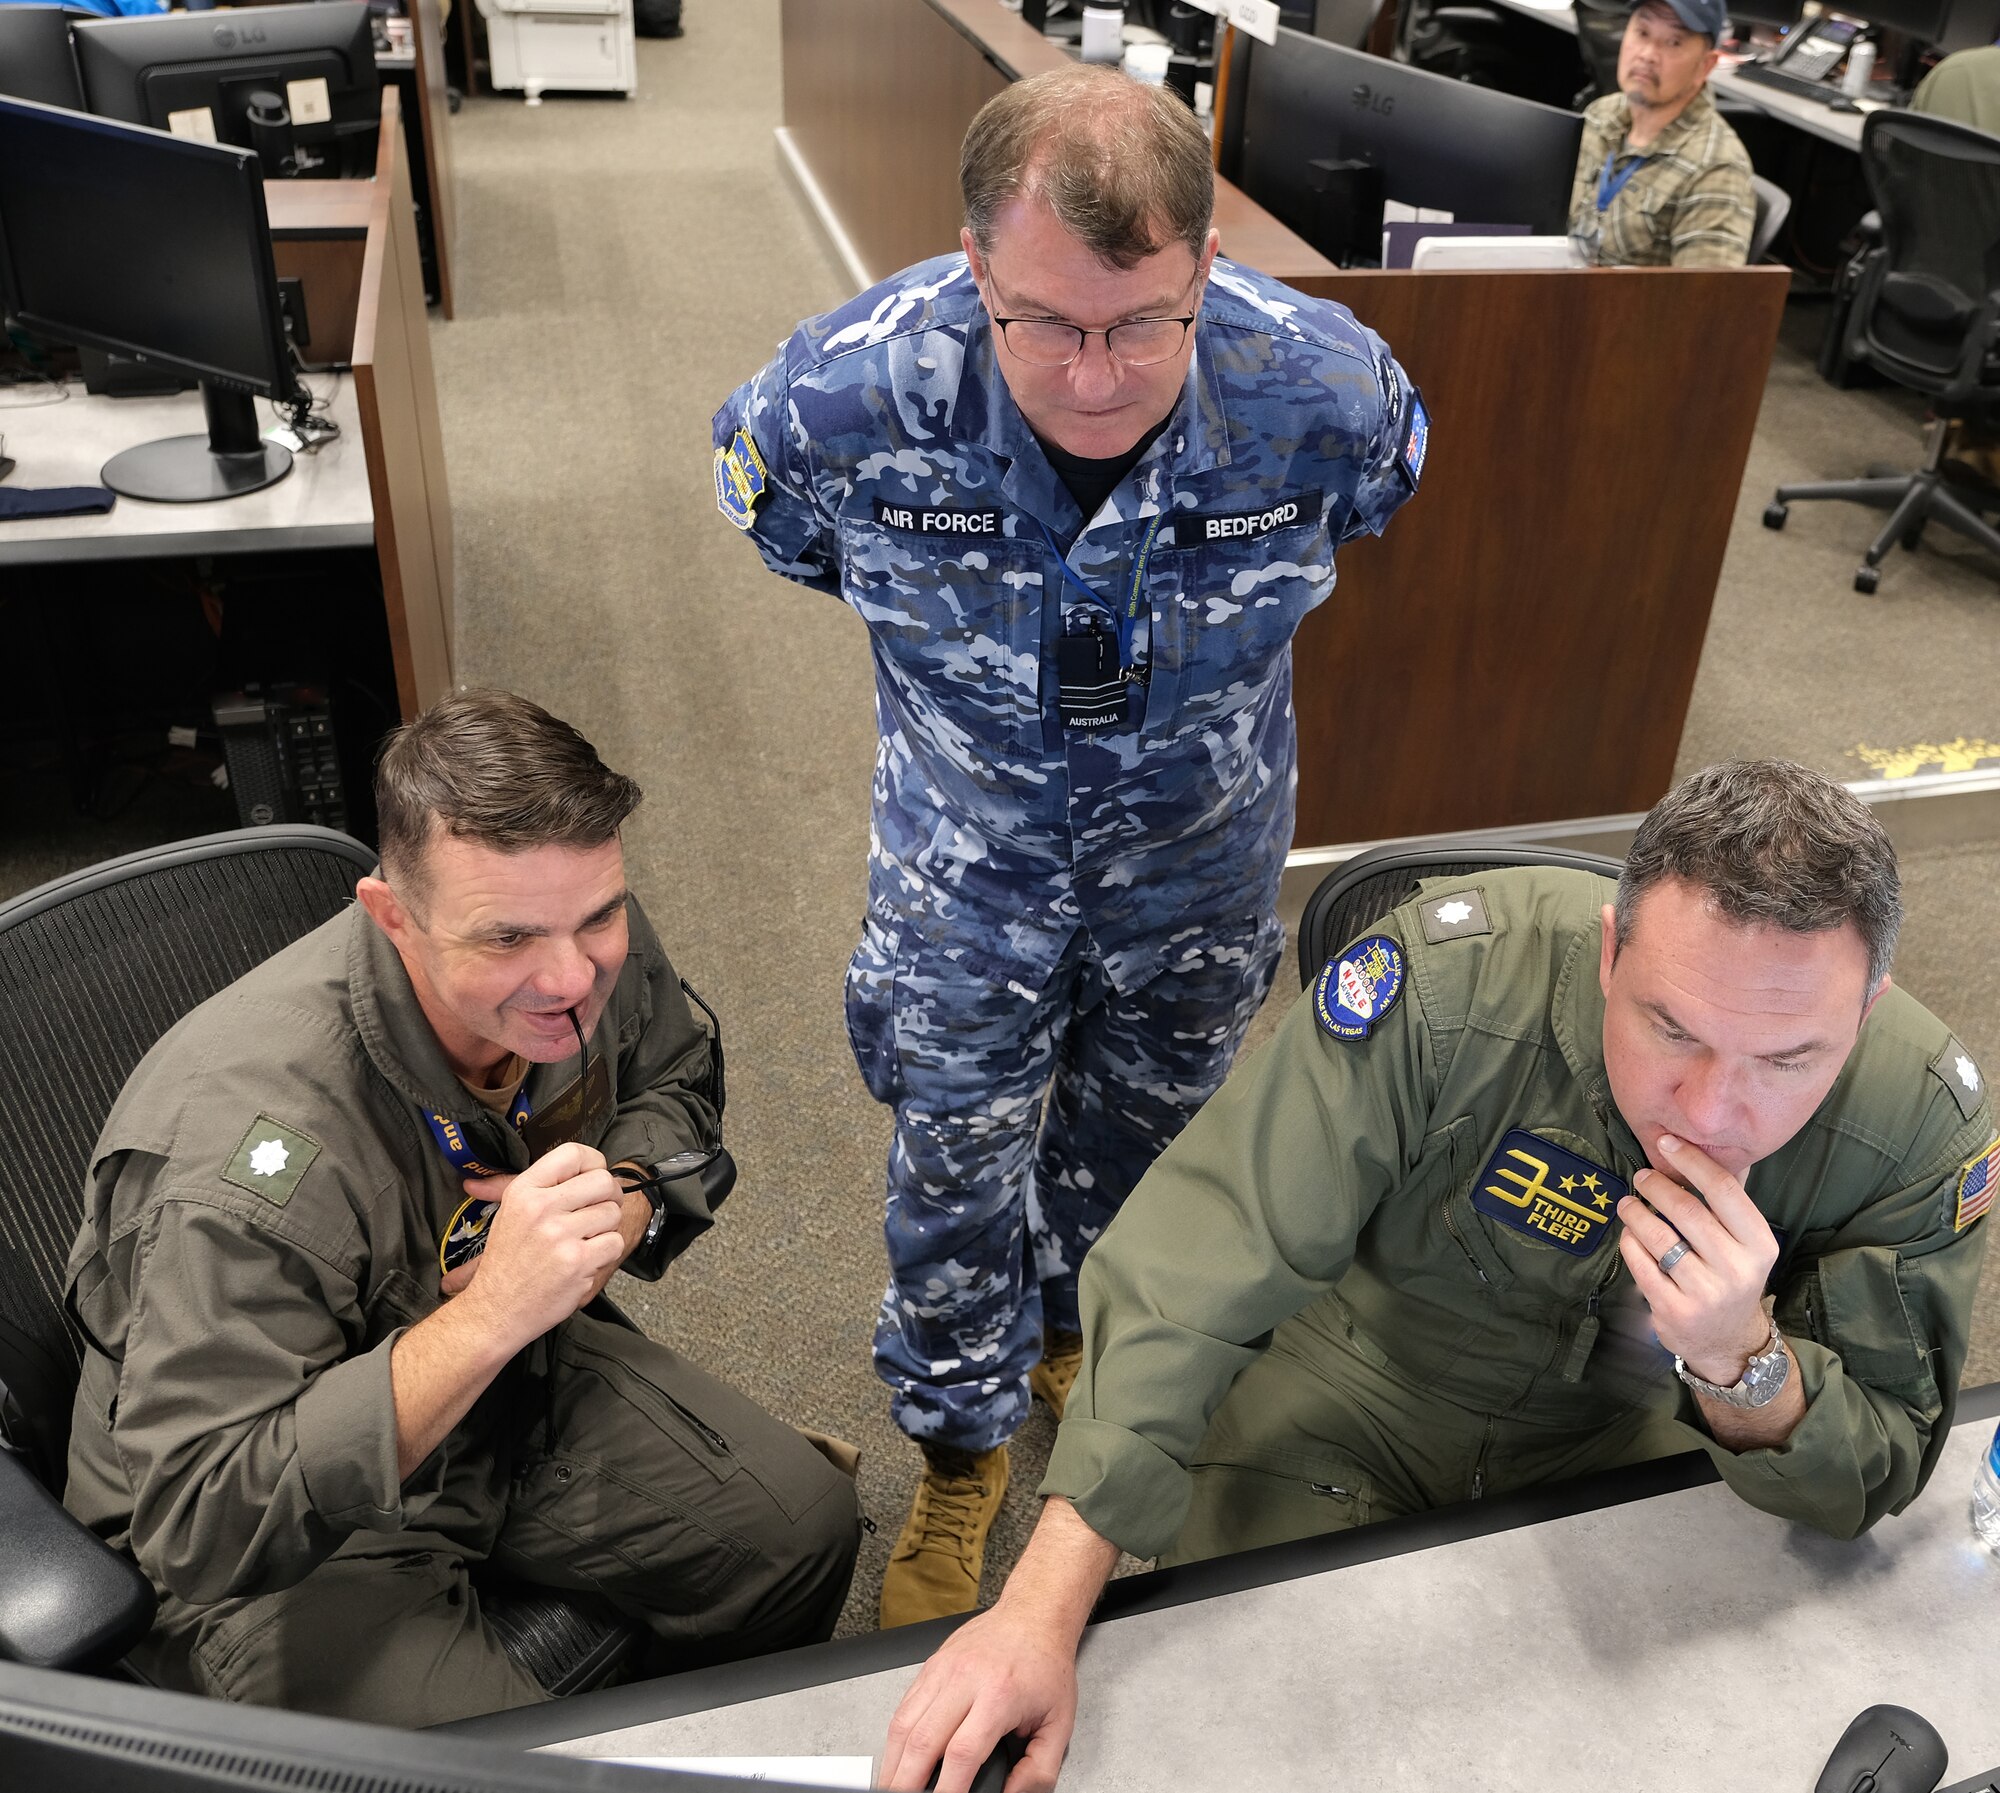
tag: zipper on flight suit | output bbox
[1440,1197,1489,1284]
[1560,1288,1604,1384]
[1470,1417,1495,1500]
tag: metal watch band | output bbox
[1675,1317,1790,1409]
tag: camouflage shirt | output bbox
[713,255,1423,996]
[1568,85,1755,268]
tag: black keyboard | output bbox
[1732,61,1849,103]
[1939,1771,2000,1793]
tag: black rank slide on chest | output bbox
[873,498,1005,537]
[1471,1129,1627,1257]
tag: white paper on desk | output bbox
[593,1758,874,1789]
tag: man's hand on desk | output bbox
[881,1497,1119,1793]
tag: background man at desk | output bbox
[712,67,1423,1628]
[62,691,860,1724]
[883,759,1992,1793]
[1569,0,1755,265]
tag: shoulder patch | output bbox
[714,428,769,531]
[1419,888,1491,944]
[1955,1137,1998,1232]
[1313,934,1406,1040]
[1399,390,1429,488]
[221,1115,322,1207]
[1931,1038,1984,1121]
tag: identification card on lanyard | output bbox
[1040,514,1164,732]
[432,1037,615,1273]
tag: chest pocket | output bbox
[1148,506,1334,736]
[837,514,1044,758]
[1447,1124,1629,1300]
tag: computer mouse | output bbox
[1815,1704,1949,1793]
[925,1731,1027,1793]
[1829,96,1863,112]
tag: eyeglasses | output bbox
[990,312,1198,368]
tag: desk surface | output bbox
[525,1390,2000,1791]
[1711,60,1875,150]
[0,378,372,566]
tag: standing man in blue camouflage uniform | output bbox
[712,66,1426,1626]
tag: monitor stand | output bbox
[99,382,293,504]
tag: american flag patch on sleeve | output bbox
[1955,1137,1999,1232]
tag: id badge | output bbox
[518,1050,614,1158]
[1057,625,1127,731]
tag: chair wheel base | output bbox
[1853,565,1880,594]
[1763,502,1788,530]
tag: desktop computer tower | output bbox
[213,681,349,833]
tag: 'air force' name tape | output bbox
[1183,491,1322,544]
[874,500,1004,536]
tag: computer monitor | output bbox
[0,1658,817,1793]
[1840,0,2000,49]
[0,4,87,109]
[1726,0,1806,31]
[73,0,377,178]
[0,95,300,502]
[1228,27,1584,255]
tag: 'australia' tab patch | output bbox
[1182,491,1322,545]
[1419,888,1491,943]
[1472,1129,1625,1257]
[1313,934,1405,1040]
[1931,1038,1985,1122]
[714,429,768,531]
[222,1114,322,1207]
[1954,1137,1998,1232]
[873,499,1004,537]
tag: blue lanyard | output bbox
[430,1088,532,1272]
[1597,151,1643,212]
[424,1088,532,1179]
[1036,513,1165,669]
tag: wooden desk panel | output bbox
[779,0,1337,290]
[1294,264,1789,841]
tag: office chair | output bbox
[0,827,647,1697]
[1749,173,1792,265]
[1763,110,2000,595]
[1298,841,1625,990]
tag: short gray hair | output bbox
[960,66,1215,270]
[375,689,640,907]
[1614,759,1901,994]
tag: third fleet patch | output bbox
[1471,1129,1625,1257]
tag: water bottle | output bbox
[1973,1419,2000,1554]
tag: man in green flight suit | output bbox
[882,758,1995,1793]
[63,690,859,1724]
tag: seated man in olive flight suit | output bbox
[883,757,1995,1793]
[63,690,859,1724]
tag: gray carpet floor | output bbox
[6,0,2000,1639]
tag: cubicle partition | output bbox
[775,0,1789,843]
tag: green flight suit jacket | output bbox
[63,896,718,1609]
[1043,869,1995,1557]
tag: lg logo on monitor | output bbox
[1349,83,1394,115]
[210,23,270,48]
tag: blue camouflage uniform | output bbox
[713,253,1425,1452]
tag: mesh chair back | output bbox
[1857,110,2000,390]
[0,828,375,1485]
[1298,842,1625,990]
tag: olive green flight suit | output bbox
[1041,870,1995,1562]
[63,899,859,1724]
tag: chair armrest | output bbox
[0,1446,155,1671]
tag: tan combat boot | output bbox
[878,1444,1009,1628]
[1030,1329,1084,1422]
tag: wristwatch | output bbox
[1675,1317,1791,1409]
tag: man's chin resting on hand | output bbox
[882,758,1993,1791]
